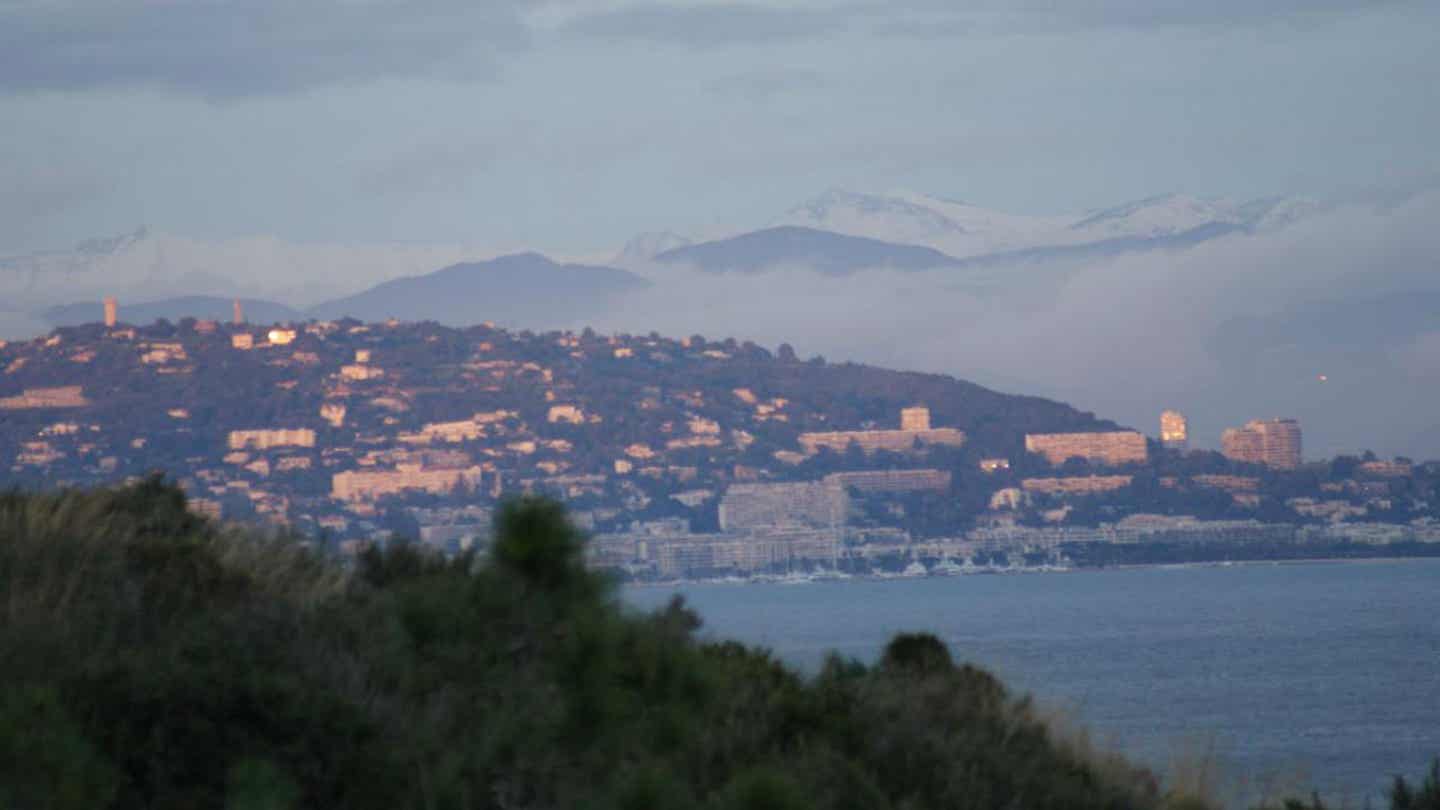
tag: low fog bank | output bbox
[592,193,1440,460]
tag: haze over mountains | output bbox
[4,186,1438,458]
[3,188,1321,317]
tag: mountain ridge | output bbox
[305,252,651,327]
[775,188,1320,260]
[651,225,964,275]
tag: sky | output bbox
[3,0,1440,256]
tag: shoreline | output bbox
[622,552,1440,589]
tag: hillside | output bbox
[4,313,1438,571]
[0,317,1111,544]
[5,310,1438,565]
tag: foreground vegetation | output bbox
[1,479,1436,810]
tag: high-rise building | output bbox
[1221,418,1302,470]
[1160,410,1188,452]
[233,298,244,325]
[1024,431,1148,467]
[718,481,848,531]
[103,296,117,328]
[1221,427,1263,465]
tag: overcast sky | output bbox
[3,0,1438,255]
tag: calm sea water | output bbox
[623,560,1440,806]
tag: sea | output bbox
[623,559,1440,807]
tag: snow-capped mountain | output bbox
[1065,194,1244,240]
[777,189,1321,260]
[780,189,1069,258]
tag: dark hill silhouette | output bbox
[306,252,649,327]
[653,226,964,275]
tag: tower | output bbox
[1160,410,1188,452]
[103,296,117,328]
[1255,418,1302,470]
[233,298,244,325]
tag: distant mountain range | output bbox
[772,189,1323,260]
[306,253,650,327]
[0,226,476,319]
[3,187,1329,332]
[610,188,1325,276]
[632,189,1321,277]
[651,226,964,275]
[44,254,650,330]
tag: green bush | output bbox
[0,479,1429,809]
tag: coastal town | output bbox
[2,302,1437,581]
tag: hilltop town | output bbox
[2,308,1437,580]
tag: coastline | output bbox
[621,552,1440,589]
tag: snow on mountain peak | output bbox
[1237,196,1327,232]
[1067,193,1245,239]
[776,188,1322,260]
[779,189,1072,258]
[784,189,970,240]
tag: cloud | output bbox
[0,161,119,252]
[560,3,845,46]
[586,192,1440,458]
[702,68,827,102]
[1391,332,1440,381]
[0,1,530,97]
[354,140,501,196]
[557,0,1415,48]
[869,0,1424,35]
[0,0,1419,98]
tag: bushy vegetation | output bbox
[0,478,1434,809]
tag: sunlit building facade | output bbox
[1024,431,1148,467]
[1160,410,1189,452]
[1221,418,1302,470]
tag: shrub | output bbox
[2,479,1423,810]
